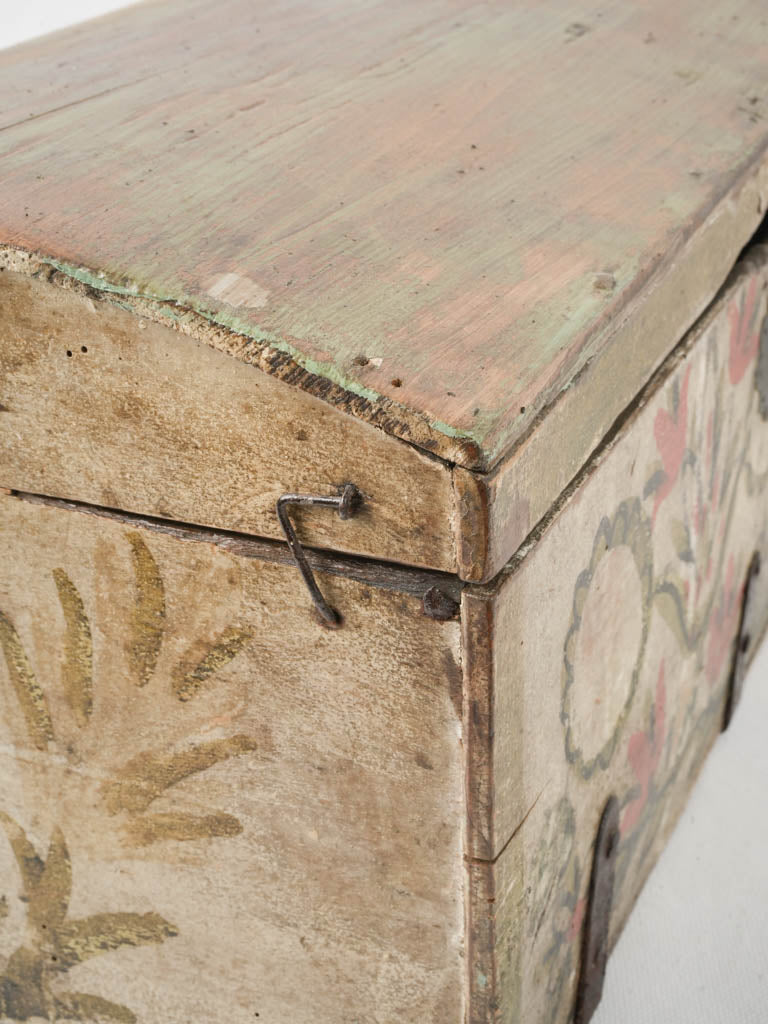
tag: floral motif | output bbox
[0,817,175,1022]
[561,499,653,779]
[651,332,752,666]
[728,275,761,385]
[0,530,257,1021]
[545,266,767,1024]
[651,366,691,523]
[527,798,583,1022]
[621,661,666,836]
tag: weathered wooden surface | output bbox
[1,0,767,479]
[457,159,768,580]
[465,248,768,1022]
[0,264,456,573]
[0,491,465,1023]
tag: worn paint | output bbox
[0,498,465,1022]
[101,735,260,816]
[0,613,54,750]
[126,532,166,687]
[0,814,177,1022]
[468,251,768,1023]
[172,628,252,702]
[52,569,93,727]
[0,265,459,574]
[0,0,767,474]
[126,811,244,847]
[205,272,271,309]
[39,257,385,408]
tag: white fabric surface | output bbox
[594,637,768,1024]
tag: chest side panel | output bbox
[465,247,768,1023]
[0,265,455,573]
[0,492,464,1023]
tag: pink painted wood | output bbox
[0,0,767,479]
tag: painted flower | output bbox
[651,366,691,524]
[0,530,258,1021]
[562,499,653,779]
[527,797,583,1022]
[621,661,666,836]
[728,275,761,385]
[650,273,759,664]
[0,816,175,1022]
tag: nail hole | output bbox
[66,350,73,357]
[391,378,402,387]
[81,345,88,353]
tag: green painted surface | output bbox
[0,0,767,469]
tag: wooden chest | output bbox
[1,2,767,1021]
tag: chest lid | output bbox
[1,0,767,581]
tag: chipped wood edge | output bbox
[3,147,768,488]
[452,468,490,584]
[0,244,483,469]
[0,260,463,575]
[5,154,768,588]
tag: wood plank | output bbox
[456,161,768,580]
[0,0,767,478]
[0,489,465,1023]
[464,248,768,1019]
[0,263,457,572]
[0,0,232,131]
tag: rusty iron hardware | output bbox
[722,551,761,731]
[422,585,460,621]
[574,794,620,1024]
[277,484,362,627]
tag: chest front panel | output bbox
[0,493,465,1024]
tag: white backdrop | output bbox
[1,5,767,1023]
[0,0,137,50]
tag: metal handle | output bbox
[277,484,362,626]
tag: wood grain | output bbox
[0,489,465,1023]
[0,266,456,572]
[0,0,767,477]
[464,248,768,1021]
[458,161,768,580]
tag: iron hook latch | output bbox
[277,484,362,627]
